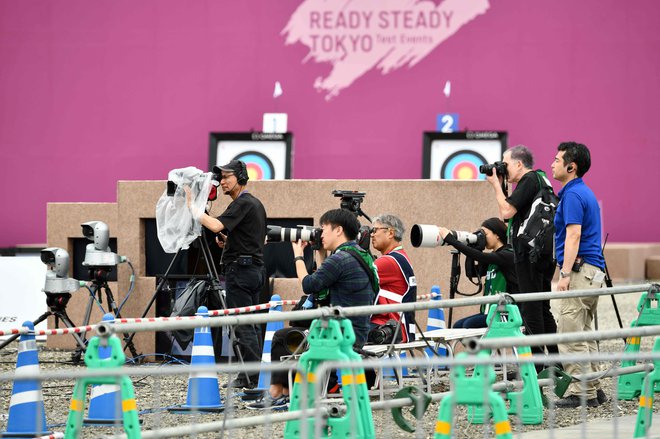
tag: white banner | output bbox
[0,256,48,340]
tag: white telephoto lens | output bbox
[411,224,443,248]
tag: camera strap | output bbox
[341,245,380,294]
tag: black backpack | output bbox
[515,170,559,263]
[169,279,208,350]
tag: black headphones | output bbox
[236,160,249,185]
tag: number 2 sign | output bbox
[436,113,459,133]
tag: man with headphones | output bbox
[551,142,607,408]
[195,159,267,389]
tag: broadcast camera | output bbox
[41,247,82,294]
[411,224,486,251]
[166,166,219,201]
[81,221,126,268]
[267,225,322,249]
[479,161,508,177]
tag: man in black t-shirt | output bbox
[194,159,267,388]
[486,145,558,369]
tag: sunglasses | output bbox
[370,227,390,234]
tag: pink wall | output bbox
[1,0,658,246]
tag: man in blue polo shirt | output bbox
[551,141,607,408]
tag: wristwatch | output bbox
[294,256,305,262]
[559,270,570,279]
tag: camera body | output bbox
[41,247,82,294]
[367,319,403,345]
[479,161,508,177]
[411,224,486,251]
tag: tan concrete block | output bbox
[45,179,510,352]
[646,256,660,280]
[604,243,660,281]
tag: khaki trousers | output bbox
[557,262,604,399]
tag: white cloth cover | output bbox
[156,167,213,253]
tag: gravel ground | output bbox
[0,289,657,438]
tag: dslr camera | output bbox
[367,319,403,345]
[479,161,508,177]
[411,224,486,251]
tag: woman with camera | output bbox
[438,217,518,329]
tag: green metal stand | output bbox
[64,336,141,439]
[284,318,375,439]
[468,302,544,425]
[434,352,512,439]
[634,337,660,437]
[618,287,660,400]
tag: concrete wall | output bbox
[47,179,498,351]
[47,178,660,352]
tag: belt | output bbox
[222,260,264,268]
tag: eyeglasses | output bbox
[370,227,390,234]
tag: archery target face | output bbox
[214,140,288,180]
[429,140,503,180]
[234,151,274,180]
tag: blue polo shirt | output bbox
[555,178,605,269]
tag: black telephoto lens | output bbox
[479,164,494,176]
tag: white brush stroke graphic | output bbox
[283,0,490,100]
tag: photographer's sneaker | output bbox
[596,389,608,405]
[247,394,289,411]
[555,394,599,408]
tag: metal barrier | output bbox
[101,283,655,336]
[5,348,660,438]
[2,283,659,438]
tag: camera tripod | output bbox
[77,266,140,362]
[122,228,250,380]
[333,190,373,251]
[0,292,88,359]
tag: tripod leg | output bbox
[447,251,460,328]
[81,284,99,327]
[56,311,89,352]
[50,309,88,364]
[122,248,183,353]
[610,294,626,344]
[103,284,140,360]
[0,311,52,350]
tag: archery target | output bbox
[210,133,292,180]
[427,138,505,180]
[234,151,275,180]
[440,150,488,180]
